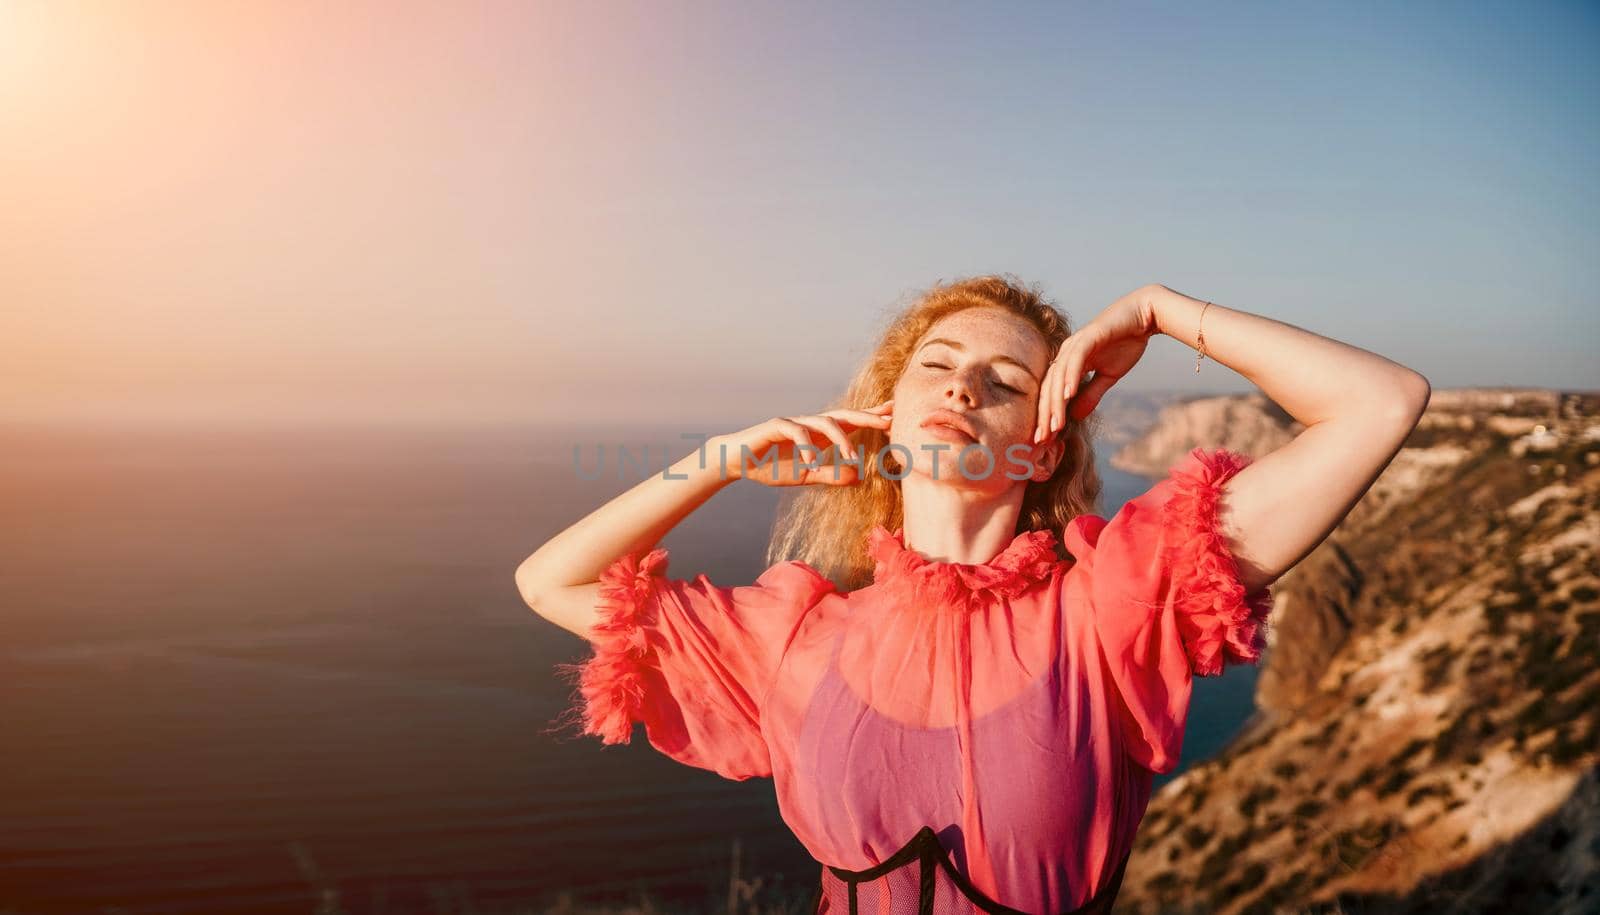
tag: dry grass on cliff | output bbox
[1115,391,1600,915]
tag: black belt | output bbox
[807,825,1128,915]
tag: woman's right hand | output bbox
[714,398,895,487]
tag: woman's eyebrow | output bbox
[918,338,1040,380]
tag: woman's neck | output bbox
[897,475,1028,565]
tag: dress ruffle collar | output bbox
[865,523,1063,612]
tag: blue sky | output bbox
[4,0,1594,426]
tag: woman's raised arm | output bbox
[514,439,739,640]
[514,402,893,640]
[1140,284,1431,595]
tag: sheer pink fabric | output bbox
[549,447,1274,913]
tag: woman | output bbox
[515,277,1430,914]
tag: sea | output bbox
[0,420,1259,914]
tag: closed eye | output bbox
[922,361,1023,395]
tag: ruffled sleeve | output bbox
[1062,446,1274,772]
[546,548,836,781]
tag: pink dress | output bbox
[549,447,1274,914]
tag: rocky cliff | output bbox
[1109,386,1600,914]
[1105,392,1302,479]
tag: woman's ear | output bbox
[1030,437,1067,482]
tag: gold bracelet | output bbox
[1194,300,1212,373]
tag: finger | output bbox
[1070,371,1118,421]
[812,415,858,461]
[790,415,855,461]
[1042,351,1072,439]
[816,401,893,433]
[845,398,893,414]
[1051,352,1085,434]
[769,419,814,475]
[822,408,894,430]
[1063,370,1095,429]
[1035,357,1065,443]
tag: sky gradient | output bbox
[3,0,1596,429]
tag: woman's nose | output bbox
[945,371,979,406]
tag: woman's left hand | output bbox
[1033,285,1161,443]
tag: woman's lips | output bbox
[923,422,975,444]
